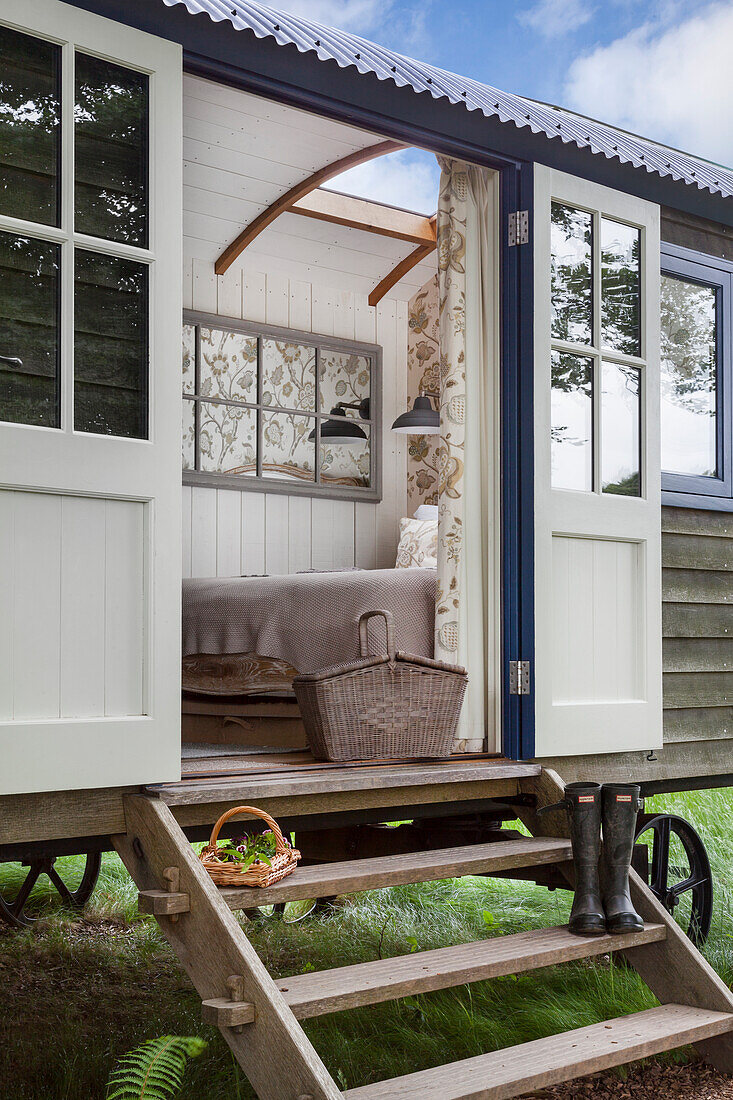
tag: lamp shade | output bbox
[391,395,440,434]
[308,407,368,445]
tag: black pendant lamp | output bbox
[391,394,440,434]
[308,405,368,445]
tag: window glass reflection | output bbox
[551,202,593,344]
[601,362,641,496]
[601,219,641,356]
[75,53,148,246]
[74,251,148,438]
[661,273,717,478]
[551,351,593,491]
[0,27,61,225]
[0,230,60,427]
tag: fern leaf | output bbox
[106,1035,207,1100]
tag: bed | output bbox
[181,567,437,747]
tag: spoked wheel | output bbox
[0,852,102,929]
[633,814,713,946]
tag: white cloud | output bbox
[328,149,440,215]
[564,2,733,166]
[265,0,392,35]
[518,0,594,38]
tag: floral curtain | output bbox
[435,158,497,752]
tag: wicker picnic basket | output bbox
[199,805,301,888]
[293,609,468,762]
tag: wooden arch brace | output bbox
[368,217,437,307]
[215,139,405,275]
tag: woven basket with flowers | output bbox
[199,805,301,888]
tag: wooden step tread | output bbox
[276,923,666,1019]
[149,758,540,806]
[220,836,573,910]
[343,1004,733,1100]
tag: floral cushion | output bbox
[395,517,438,569]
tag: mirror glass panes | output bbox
[551,351,593,491]
[0,230,60,427]
[601,218,641,356]
[182,318,378,495]
[200,327,257,403]
[601,362,641,496]
[199,403,257,476]
[0,27,61,225]
[182,396,195,471]
[262,411,315,481]
[661,273,717,477]
[182,323,195,396]
[321,425,370,488]
[262,339,316,411]
[74,52,148,246]
[550,202,592,344]
[74,251,148,437]
[320,349,371,414]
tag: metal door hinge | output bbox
[509,660,531,695]
[508,210,529,247]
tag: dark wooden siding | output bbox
[663,506,733,744]
[661,207,732,261]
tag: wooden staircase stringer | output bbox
[518,767,733,1073]
[112,793,342,1100]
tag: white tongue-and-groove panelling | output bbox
[182,259,409,578]
[181,76,417,579]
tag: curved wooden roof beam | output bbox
[368,217,437,307]
[215,139,405,275]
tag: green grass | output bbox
[0,787,731,1099]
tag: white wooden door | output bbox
[0,0,182,794]
[533,166,662,757]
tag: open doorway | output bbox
[179,75,503,777]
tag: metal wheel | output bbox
[633,813,713,946]
[0,852,102,929]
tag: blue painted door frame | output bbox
[500,162,535,761]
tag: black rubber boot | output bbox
[550,783,606,937]
[601,784,644,935]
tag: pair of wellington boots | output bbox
[549,782,645,938]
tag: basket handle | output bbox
[206,805,288,856]
[359,609,396,661]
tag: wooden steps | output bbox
[220,836,573,909]
[116,772,733,1100]
[277,923,666,1019]
[343,1004,733,1100]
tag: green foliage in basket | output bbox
[216,829,286,871]
[106,1035,207,1100]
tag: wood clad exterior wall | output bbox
[663,507,733,745]
[660,213,732,751]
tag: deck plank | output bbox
[344,1005,733,1100]
[219,836,572,909]
[277,924,666,1018]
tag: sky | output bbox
[281,0,733,213]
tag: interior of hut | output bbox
[180,74,503,777]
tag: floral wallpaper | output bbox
[406,273,441,511]
[262,339,316,411]
[434,157,468,676]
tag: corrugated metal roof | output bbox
[165,0,733,199]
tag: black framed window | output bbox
[182,311,382,502]
[661,243,732,507]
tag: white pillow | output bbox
[414,504,438,521]
[395,517,438,569]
